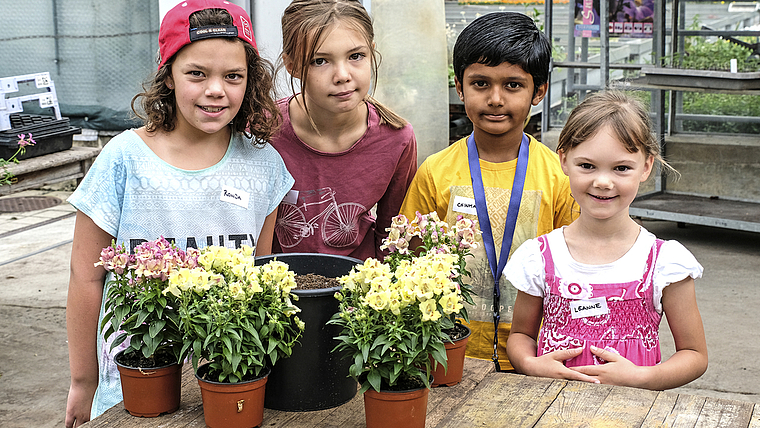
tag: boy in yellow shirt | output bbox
[400,12,576,371]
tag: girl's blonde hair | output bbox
[131,8,280,144]
[279,0,406,130]
[557,91,675,174]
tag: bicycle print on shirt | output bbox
[275,187,365,248]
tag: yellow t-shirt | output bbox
[399,134,576,370]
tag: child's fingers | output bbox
[570,364,601,376]
[546,346,584,363]
[589,345,620,362]
[564,369,602,384]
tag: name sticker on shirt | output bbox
[283,189,299,205]
[221,185,250,208]
[570,297,609,319]
[452,195,477,215]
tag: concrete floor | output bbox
[1,186,759,427]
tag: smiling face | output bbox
[559,125,654,223]
[293,23,372,120]
[167,37,247,139]
[455,61,546,144]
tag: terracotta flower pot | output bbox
[114,350,182,417]
[431,324,472,387]
[196,364,270,428]
[364,386,429,428]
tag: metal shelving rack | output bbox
[541,0,760,233]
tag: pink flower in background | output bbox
[16,133,36,147]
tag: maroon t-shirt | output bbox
[270,96,417,261]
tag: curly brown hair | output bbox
[131,8,280,144]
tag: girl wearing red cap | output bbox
[64,2,291,426]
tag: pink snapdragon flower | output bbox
[16,133,36,147]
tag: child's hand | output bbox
[569,345,644,387]
[521,347,601,384]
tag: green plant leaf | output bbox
[367,370,381,392]
[149,320,166,338]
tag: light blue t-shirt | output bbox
[68,129,294,418]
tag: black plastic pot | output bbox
[255,253,361,411]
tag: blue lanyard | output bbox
[467,132,529,371]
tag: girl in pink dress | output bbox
[505,91,708,390]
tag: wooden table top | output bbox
[83,358,760,428]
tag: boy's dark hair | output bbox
[132,8,280,144]
[453,12,551,95]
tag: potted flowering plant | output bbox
[1,133,36,186]
[166,245,305,428]
[381,211,479,323]
[380,211,480,386]
[329,250,467,428]
[98,236,197,417]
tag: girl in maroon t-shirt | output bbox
[270,0,418,261]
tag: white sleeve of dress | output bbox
[653,239,704,312]
[503,238,546,298]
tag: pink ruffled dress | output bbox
[536,235,664,367]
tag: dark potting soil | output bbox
[444,322,470,341]
[295,273,341,290]
[377,373,427,391]
[197,365,267,383]
[115,348,177,368]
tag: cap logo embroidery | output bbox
[189,25,238,42]
[239,15,252,42]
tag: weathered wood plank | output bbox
[661,393,707,428]
[590,384,660,427]
[81,357,760,428]
[426,357,494,427]
[694,397,755,428]
[640,390,679,427]
[531,380,613,427]
[748,404,760,428]
[436,373,567,428]
[262,392,365,428]
[6,147,100,175]
[1,146,100,195]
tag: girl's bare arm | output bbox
[65,212,113,428]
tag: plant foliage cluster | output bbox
[329,212,480,393]
[170,247,305,383]
[100,238,305,383]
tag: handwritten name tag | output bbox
[570,297,609,319]
[452,195,477,215]
[220,185,250,208]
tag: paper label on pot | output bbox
[220,185,250,208]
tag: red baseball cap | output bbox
[158,0,257,68]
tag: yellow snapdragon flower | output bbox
[419,299,441,322]
[439,292,463,315]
